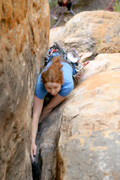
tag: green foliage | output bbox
[94,38,103,51]
[50,18,57,28]
[49,1,57,9]
[113,0,120,12]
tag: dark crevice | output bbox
[30,24,34,42]
[12,12,14,20]
[1,19,5,30]
[17,19,20,26]
[12,0,14,20]
[12,0,14,8]
[12,0,15,8]
[2,4,5,16]
[32,149,42,180]
[32,111,63,180]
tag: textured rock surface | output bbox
[49,0,117,28]
[57,53,120,180]
[50,10,120,54]
[37,53,120,180]
[0,0,50,180]
[80,0,117,11]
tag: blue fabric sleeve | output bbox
[35,74,47,99]
[59,81,74,97]
[58,62,74,97]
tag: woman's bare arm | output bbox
[31,94,66,160]
[39,94,67,122]
[31,95,43,160]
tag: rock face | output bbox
[57,53,120,180]
[37,53,120,180]
[34,10,120,180]
[49,0,116,28]
[72,0,116,10]
[80,0,117,11]
[0,0,50,180]
[50,11,120,54]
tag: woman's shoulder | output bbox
[59,77,74,97]
[61,61,73,75]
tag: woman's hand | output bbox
[31,142,37,162]
[31,96,43,162]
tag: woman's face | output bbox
[45,82,61,96]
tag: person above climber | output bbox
[31,55,74,161]
[58,0,75,15]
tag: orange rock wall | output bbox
[0,0,50,180]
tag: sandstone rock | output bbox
[37,108,64,180]
[37,53,120,180]
[50,0,116,28]
[0,0,50,180]
[80,0,117,11]
[72,0,117,10]
[56,53,120,180]
[50,10,120,54]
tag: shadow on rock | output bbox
[32,149,42,180]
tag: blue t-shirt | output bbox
[35,61,74,99]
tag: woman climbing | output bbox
[31,55,74,161]
[30,42,89,161]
